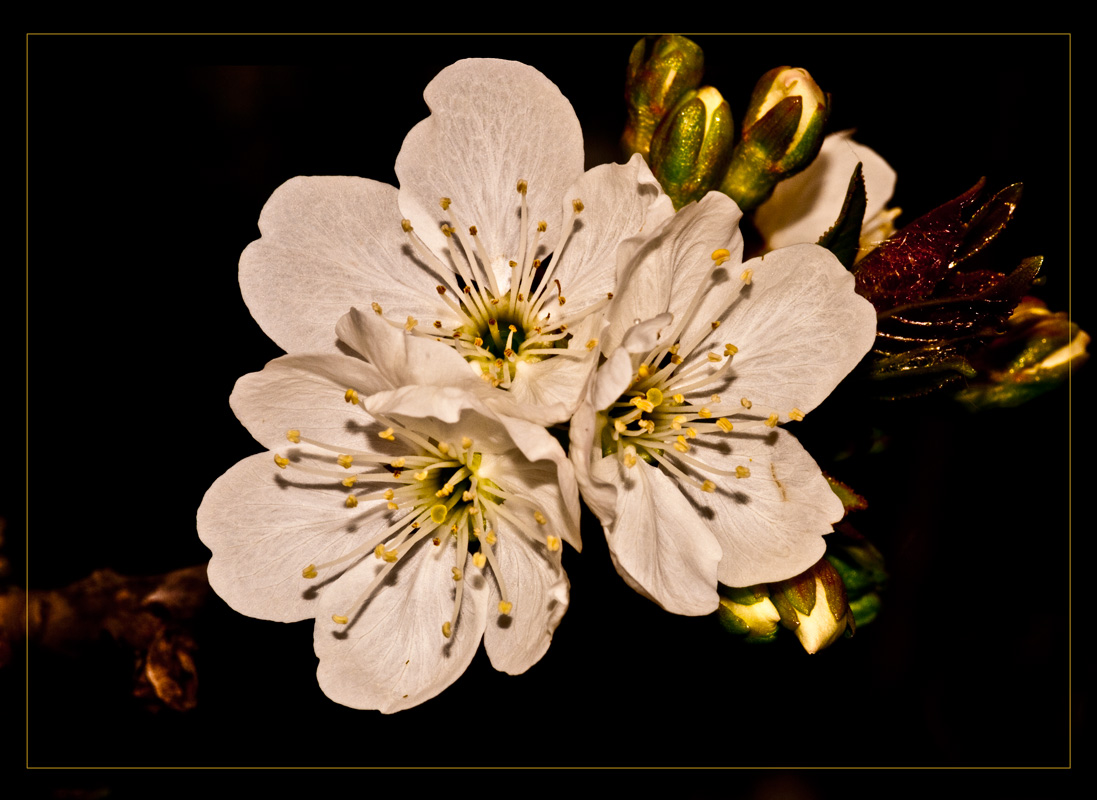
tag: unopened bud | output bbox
[720,66,829,212]
[771,557,851,654]
[650,86,734,210]
[622,35,704,160]
[717,585,781,643]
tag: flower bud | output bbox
[650,86,734,210]
[622,35,704,160]
[771,558,851,654]
[717,584,781,643]
[956,297,1091,409]
[720,67,829,212]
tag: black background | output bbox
[22,33,1079,784]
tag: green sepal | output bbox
[817,163,868,269]
[823,473,868,516]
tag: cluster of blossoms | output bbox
[198,58,880,712]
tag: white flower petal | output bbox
[754,130,897,250]
[198,452,379,623]
[481,518,569,675]
[604,192,744,354]
[239,176,445,353]
[335,306,480,391]
[695,428,841,587]
[395,58,584,291]
[692,243,877,416]
[540,153,674,313]
[313,540,489,713]
[593,457,722,616]
[230,352,391,453]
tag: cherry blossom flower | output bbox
[239,58,671,425]
[570,191,877,615]
[197,345,580,712]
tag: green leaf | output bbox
[817,162,868,270]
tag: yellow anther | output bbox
[517,179,528,195]
[337,454,354,469]
[473,552,487,569]
[630,396,655,413]
[674,437,690,452]
[614,419,627,433]
[572,198,584,213]
[711,248,731,265]
[468,505,479,515]
[387,502,399,510]
[736,466,751,479]
[436,285,447,294]
[508,324,518,333]
[442,621,452,638]
[765,413,779,428]
[302,565,317,579]
[345,496,358,508]
[637,364,651,378]
[586,339,598,351]
[712,320,721,330]
[378,427,395,441]
[441,224,455,238]
[371,302,383,314]
[711,394,721,403]
[473,336,484,348]
[534,510,547,525]
[623,449,637,468]
[789,408,805,421]
[400,219,413,233]
[332,615,348,625]
[383,549,399,563]
[537,220,547,232]
[341,476,358,488]
[375,544,386,559]
[646,387,664,407]
[671,415,686,430]
[468,225,477,236]
[498,600,513,615]
[725,343,739,356]
[440,197,451,210]
[390,457,406,469]
[485,530,497,546]
[686,427,698,439]
[740,269,753,285]
[698,407,712,419]
[434,320,442,328]
[717,418,734,433]
[405,316,418,331]
[452,567,463,582]
[462,490,474,502]
[432,537,441,546]
[345,388,360,405]
[640,419,655,434]
[383,489,394,500]
[286,429,301,443]
[708,352,722,362]
[546,536,561,552]
[414,470,429,481]
[673,393,685,405]
[461,436,472,449]
[670,354,683,365]
[274,454,289,469]
[509,260,518,267]
[430,504,448,525]
[740,397,753,409]
[701,480,716,493]
[558,295,566,306]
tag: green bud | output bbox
[771,558,851,654]
[650,86,734,210]
[717,585,781,643]
[957,297,1091,409]
[720,66,829,212]
[622,35,704,160]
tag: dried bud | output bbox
[771,558,851,654]
[650,86,734,209]
[622,35,704,160]
[720,66,829,212]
